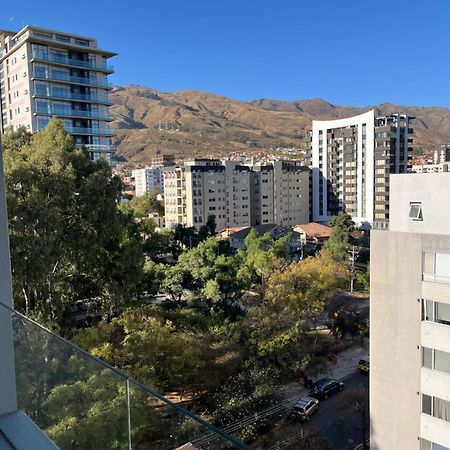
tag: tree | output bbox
[265,250,349,325]
[160,265,186,304]
[4,120,144,327]
[325,213,355,261]
[129,192,164,217]
[210,367,281,442]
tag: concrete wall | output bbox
[370,230,422,450]
[390,173,450,234]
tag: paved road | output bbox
[272,372,369,450]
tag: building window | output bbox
[422,299,450,325]
[409,202,423,221]
[422,394,432,415]
[421,439,450,450]
[422,346,450,375]
[423,252,450,284]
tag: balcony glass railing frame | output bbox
[32,71,112,88]
[34,106,112,121]
[31,51,113,72]
[0,301,249,450]
[33,90,112,105]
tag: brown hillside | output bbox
[110,86,448,164]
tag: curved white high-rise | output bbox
[311,110,413,228]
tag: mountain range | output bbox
[109,85,450,164]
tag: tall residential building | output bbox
[163,165,187,229]
[164,159,310,230]
[132,167,164,197]
[152,153,175,168]
[412,163,450,174]
[311,110,413,228]
[433,144,450,165]
[0,26,116,161]
[272,160,310,228]
[371,173,450,450]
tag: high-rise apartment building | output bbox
[371,173,450,450]
[152,153,175,168]
[132,167,164,197]
[0,26,116,161]
[163,165,187,229]
[164,159,310,230]
[311,110,413,228]
[433,145,450,165]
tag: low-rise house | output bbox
[227,223,301,255]
[293,222,331,245]
[217,227,248,241]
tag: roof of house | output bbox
[294,222,331,239]
[229,223,290,241]
[217,227,248,240]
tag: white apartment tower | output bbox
[311,110,413,228]
[164,159,310,231]
[371,173,450,450]
[0,26,116,161]
[132,168,164,197]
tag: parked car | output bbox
[311,378,344,400]
[291,396,319,421]
[358,359,369,373]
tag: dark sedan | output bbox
[311,378,344,400]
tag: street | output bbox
[271,372,369,449]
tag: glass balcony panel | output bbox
[34,105,111,120]
[33,71,111,88]
[32,51,113,71]
[11,309,129,449]
[128,380,243,449]
[34,90,111,104]
[64,126,115,136]
[0,303,246,450]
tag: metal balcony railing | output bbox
[34,90,111,104]
[63,126,115,136]
[33,71,111,88]
[35,106,112,120]
[31,51,113,72]
[0,302,248,450]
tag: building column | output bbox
[0,140,18,415]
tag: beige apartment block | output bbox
[164,159,310,231]
[0,26,116,161]
[272,160,309,227]
[164,166,186,229]
[371,173,450,450]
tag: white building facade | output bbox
[371,173,450,450]
[0,26,116,161]
[132,167,164,197]
[312,110,412,228]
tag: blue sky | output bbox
[1,0,449,107]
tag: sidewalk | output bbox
[280,342,369,401]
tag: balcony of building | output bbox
[31,51,114,73]
[0,301,248,450]
[33,89,112,105]
[34,105,112,121]
[32,71,112,89]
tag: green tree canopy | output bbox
[325,213,356,261]
[129,191,164,217]
[3,120,144,327]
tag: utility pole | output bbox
[348,245,360,293]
